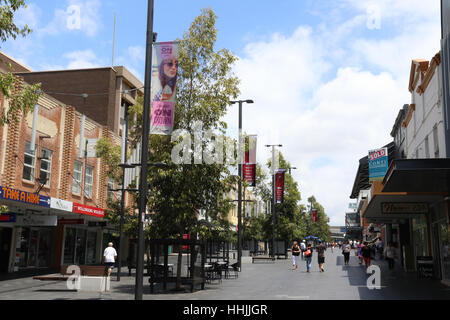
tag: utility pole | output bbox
[135,0,154,300]
[230,99,254,270]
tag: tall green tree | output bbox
[0,0,41,126]
[140,8,240,290]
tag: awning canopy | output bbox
[361,192,442,223]
[383,159,450,193]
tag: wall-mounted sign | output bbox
[16,215,57,226]
[381,202,428,214]
[86,139,99,158]
[50,198,73,212]
[0,213,16,223]
[73,203,105,218]
[0,186,50,207]
[58,219,85,225]
[368,147,388,182]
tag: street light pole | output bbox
[265,144,282,257]
[135,0,154,300]
[117,103,129,282]
[230,99,253,270]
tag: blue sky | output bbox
[0,0,443,226]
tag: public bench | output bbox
[33,265,107,281]
[252,256,276,263]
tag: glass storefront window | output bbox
[64,227,98,265]
[86,231,97,264]
[440,223,450,281]
[413,215,430,257]
[63,227,76,264]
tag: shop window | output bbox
[86,231,97,264]
[72,161,82,195]
[39,148,52,187]
[413,216,430,257]
[107,177,115,201]
[85,166,93,198]
[23,142,37,182]
[64,227,98,265]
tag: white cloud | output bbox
[38,0,102,37]
[64,50,103,69]
[228,4,441,226]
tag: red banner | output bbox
[243,164,256,187]
[275,170,285,203]
[312,209,318,222]
[73,203,105,218]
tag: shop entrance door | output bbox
[19,228,53,269]
[0,228,12,273]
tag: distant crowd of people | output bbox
[291,237,400,273]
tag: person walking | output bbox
[300,240,306,260]
[377,238,384,260]
[357,241,363,264]
[291,241,301,270]
[361,242,372,271]
[316,240,327,272]
[384,241,398,270]
[103,242,117,277]
[342,240,351,266]
[304,244,313,273]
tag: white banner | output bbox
[16,215,58,226]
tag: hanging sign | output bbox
[0,186,50,208]
[368,147,388,181]
[150,41,180,135]
[312,209,318,222]
[275,169,285,204]
[243,135,257,187]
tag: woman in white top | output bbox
[342,240,351,266]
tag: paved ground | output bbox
[0,249,449,300]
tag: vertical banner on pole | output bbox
[312,208,318,222]
[243,135,257,187]
[150,41,180,135]
[275,169,285,203]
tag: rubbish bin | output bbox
[168,245,172,254]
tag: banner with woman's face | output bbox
[150,41,180,135]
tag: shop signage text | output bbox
[16,215,57,226]
[50,198,73,212]
[0,213,16,223]
[0,186,50,207]
[381,202,428,214]
[73,203,105,218]
[58,219,85,225]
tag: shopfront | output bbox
[62,226,99,265]
[382,158,450,282]
[0,226,12,273]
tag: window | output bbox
[433,125,440,158]
[85,166,93,198]
[424,136,430,159]
[107,177,115,200]
[39,148,52,187]
[23,142,36,181]
[72,161,82,195]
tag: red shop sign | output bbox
[73,203,105,218]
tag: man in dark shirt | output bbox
[316,240,326,272]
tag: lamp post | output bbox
[230,99,253,270]
[135,0,154,301]
[265,144,282,257]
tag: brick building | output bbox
[0,53,133,275]
[15,66,144,136]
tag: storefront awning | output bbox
[361,181,443,223]
[383,159,450,193]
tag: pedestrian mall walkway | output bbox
[0,249,449,300]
